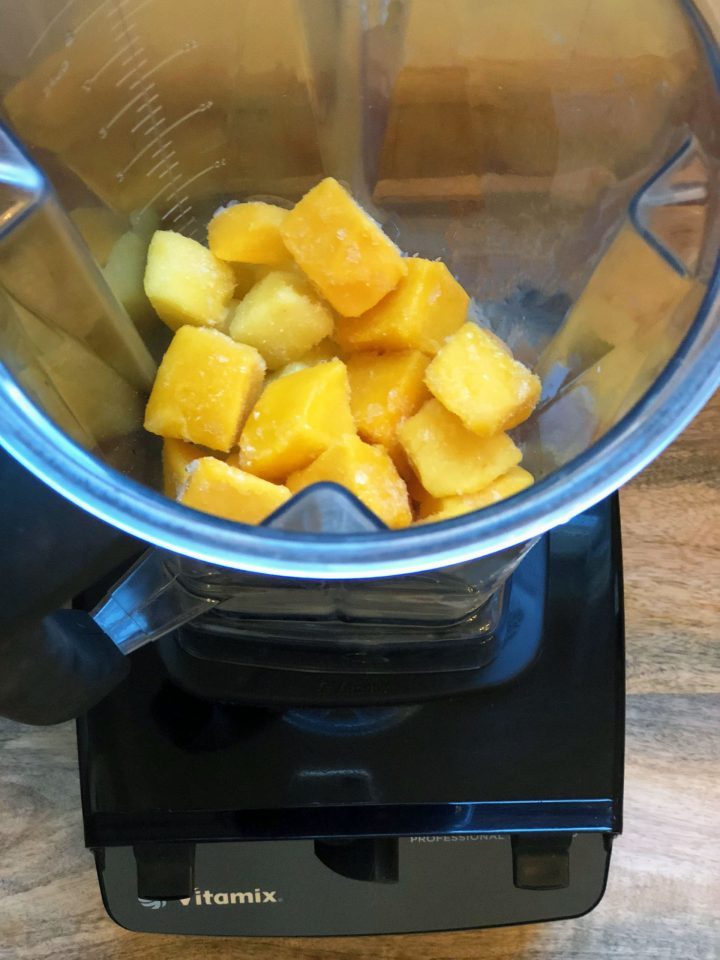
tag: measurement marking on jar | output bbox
[110,0,156,24]
[43,60,70,99]
[151,142,175,160]
[145,150,178,177]
[73,0,112,37]
[162,195,189,221]
[120,102,213,175]
[176,215,199,237]
[138,174,182,216]
[115,58,148,87]
[82,36,140,90]
[131,106,163,134]
[129,43,197,90]
[157,160,180,179]
[99,81,155,137]
[144,152,176,178]
[172,204,193,223]
[165,159,224,203]
[27,0,80,59]
[136,92,159,112]
[111,13,136,40]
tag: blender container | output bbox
[1,0,719,719]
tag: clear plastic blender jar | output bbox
[0,0,719,700]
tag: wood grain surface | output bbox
[1,391,718,960]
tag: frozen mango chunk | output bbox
[162,438,209,498]
[237,358,355,482]
[397,399,522,498]
[287,435,412,530]
[334,258,469,354]
[229,271,334,369]
[208,201,290,266]
[280,177,407,316]
[426,323,541,436]
[145,326,265,452]
[418,466,534,523]
[179,457,290,524]
[347,350,429,453]
[144,230,236,331]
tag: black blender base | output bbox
[99,834,613,936]
[79,498,624,936]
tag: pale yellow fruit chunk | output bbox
[144,230,236,331]
[425,322,540,436]
[144,326,265,452]
[229,271,334,369]
[179,457,290,524]
[287,435,412,529]
[397,399,522,498]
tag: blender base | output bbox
[77,497,624,936]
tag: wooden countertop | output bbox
[1,390,718,959]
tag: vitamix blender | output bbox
[1,0,719,936]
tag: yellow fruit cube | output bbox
[237,358,355,482]
[425,323,541,436]
[418,466,534,523]
[208,201,290,266]
[228,271,334,370]
[179,457,290,525]
[287,435,412,530]
[347,350,429,452]
[144,230,236,331]
[397,399,522,498]
[144,326,265,452]
[334,258,469,354]
[162,438,208,498]
[280,177,407,316]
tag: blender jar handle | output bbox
[91,550,219,655]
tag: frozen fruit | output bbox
[229,270,334,369]
[425,322,540,436]
[236,358,355,482]
[287,435,412,529]
[397,399,522,498]
[334,258,469,354]
[208,201,290,266]
[418,466,534,523]
[347,350,429,452]
[179,456,290,524]
[162,437,208,498]
[144,325,265,452]
[280,177,407,316]
[144,230,236,331]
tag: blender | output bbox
[0,0,719,936]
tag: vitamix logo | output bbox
[138,887,280,909]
